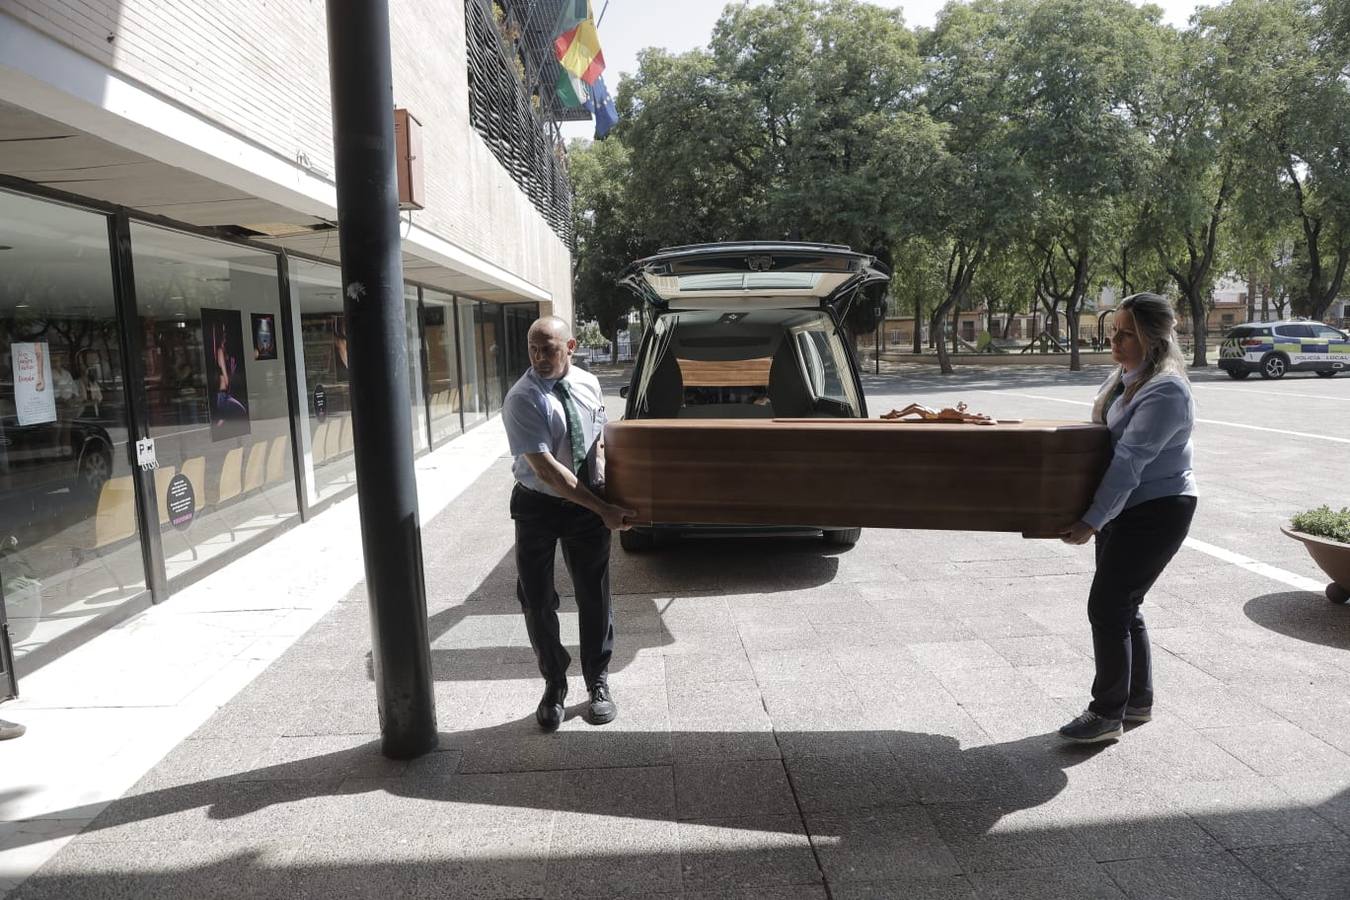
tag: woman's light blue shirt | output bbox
[1082,369,1198,531]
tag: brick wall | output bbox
[5,0,572,314]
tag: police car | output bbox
[1218,320,1350,380]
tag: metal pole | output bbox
[874,317,881,375]
[324,0,437,759]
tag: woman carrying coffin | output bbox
[1057,293,1198,743]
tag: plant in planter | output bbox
[1282,506,1350,604]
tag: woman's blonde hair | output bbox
[1092,293,1187,422]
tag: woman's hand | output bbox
[1059,520,1096,545]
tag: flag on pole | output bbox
[555,68,589,108]
[586,75,619,138]
[553,0,605,85]
[553,0,589,34]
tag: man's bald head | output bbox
[528,316,572,342]
[527,315,576,379]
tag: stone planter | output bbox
[1282,527,1350,604]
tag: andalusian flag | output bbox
[555,69,589,109]
[554,0,605,85]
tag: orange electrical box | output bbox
[394,108,424,210]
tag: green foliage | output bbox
[1205,0,1350,320]
[569,137,643,361]
[571,0,1350,371]
[1292,506,1350,544]
[574,320,606,348]
[620,0,942,253]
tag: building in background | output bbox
[0,1,590,683]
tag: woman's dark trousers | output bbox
[511,484,614,690]
[1088,495,1197,721]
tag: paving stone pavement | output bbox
[6,367,1350,898]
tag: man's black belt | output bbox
[516,483,584,505]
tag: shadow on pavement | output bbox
[1243,591,1350,651]
[391,536,843,683]
[18,726,1095,845]
[11,723,1349,899]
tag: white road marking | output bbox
[1188,421,1350,444]
[1001,392,1350,445]
[994,389,1331,591]
[996,392,1092,407]
[1182,538,1326,593]
[1192,385,1349,403]
[877,384,1334,591]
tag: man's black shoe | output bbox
[588,681,617,725]
[536,682,567,732]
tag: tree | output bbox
[888,237,948,353]
[1006,0,1167,369]
[618,0,944,342]
[1103,197,1171,299]
[919,0,1032,373]
[1133,19,1251,366]
[735,1,939,251]
[573,320,607,348]
[971,245,1040,339]
[577,0,1350,374]
[1210,0,1350,322]
[569,137,644,361]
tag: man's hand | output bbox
[1059,520,1096,545]
[600,502,637,532]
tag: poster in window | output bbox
[11,342,57,426]
[251,313,277,361]
[201,308,251,441]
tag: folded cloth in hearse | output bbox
[603,418,1111,538]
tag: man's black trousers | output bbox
[510,484,614,690]
[1087,495,1197,721]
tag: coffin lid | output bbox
[619,242,890,311]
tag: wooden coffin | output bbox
[604,418,1111,538]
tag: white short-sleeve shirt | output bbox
[502,365,607,496]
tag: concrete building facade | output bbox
[0,1,580,688]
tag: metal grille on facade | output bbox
[466,0,580,247]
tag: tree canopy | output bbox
[567,0,1350,372]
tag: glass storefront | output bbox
[0,192,144,665]
[423,290,463,445]
[458,299,486,429]
[503,304,535,390]
[0,185,535,676]
[131,224,299,582]
[291,262,435,506]
[479,301,507,412]
[290,258,355,507]
[404,285,428,455]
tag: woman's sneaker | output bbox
[1123,705,1152,723]
[1058,710,1123,743]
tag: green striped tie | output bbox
[553,380,587,477]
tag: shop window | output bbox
[131,224,297,581]
[0,192,146,668]
[289,258,354,507]
[503,304,537,382]
[458,300,485,428]
[405,285,428,454]
[423,289,463,445]
[478,301,507,412]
